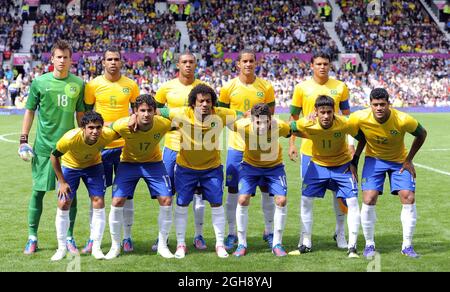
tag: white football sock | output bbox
[401,204,417,250]
[55,208,70,250]
[300,196,314,248]
[91,208,105,250]
[333,193,346,236]
[361,203,376,247]
[273,204,287,247]
[88,202,93,240]
[236,204,249,247]
[175,205,188,246]
[346,197,361,248]
[211,206,226,247]
[123,199,134,240]
[193,193,205,237]
[158,205,172,248]
[261,192,274,234]
[109,206,123,248]
[225,192,238,235]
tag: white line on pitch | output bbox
[415,163,450,176]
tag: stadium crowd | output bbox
[1,0,448,109]
[335,0,449,63]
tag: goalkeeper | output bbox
[18,40,85,255]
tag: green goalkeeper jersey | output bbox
[26,72,85,156]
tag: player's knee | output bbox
[228,186,239,194]
[399,191,415,204]
[59,200,72,210]
[238,195,250,206]
[91,196,105,209]
[112,197,126,207]
[363,191,378,205]
[274,196,286,207]
[159,196,172,206]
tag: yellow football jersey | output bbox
[292,115,355,167]
[234,118,291,168]
[111,116,172,163]
[56,127,119,169]
[219,77,275,151]
[348,108,419,163]
[161,106,237,170]
[84,75,140,149]
[155,78,205,152]
[290,78,349,156]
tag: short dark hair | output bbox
[135,94,157,110]
[81,111,104,127]
[51,39,72,57]
[178,51,196,62]
[311,50,331,63]
[104,46,121,60]
[188,84,217,108]
[251,103,271,118]
[238,49,256,61]
[370,88,390,102]
[314,95,335,108]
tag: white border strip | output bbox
[415,163,450,176]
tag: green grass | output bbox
[0,113,449,271]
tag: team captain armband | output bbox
[51,149,64,158]
[411,123,425,137]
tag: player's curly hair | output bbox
[188,84,217,108]
[251,103,271,118]
[135,94,157,110]
[314,95,335,108]
[370,88,390,102]
[80,111,104,127]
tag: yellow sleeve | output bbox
[221,108,238,125]
[103,127,121,144]
[402,114,419,133]
[154,84,168,105]
[130,82,139,103]
[265,83,275,104]
[278,120,291,137]
[346,112,360,137]
[290,85,303,115]
[84,80,96,105]
[218,84,230,105]
[55,137,70,154]
[112,118,127,134]
[341,83,349,102]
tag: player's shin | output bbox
[175,205,188,246]
[211,206,226,247]
[261,192,274,235]
[300,196,314,248]
[193,194,205,237]
[123,199,134,240]
[332,193,346,236]
[401,203,417,250]
[226,192,238,235]
[108,206,124,248]
[28,190,45,237]
[91,207,106,250]
[346,197,361,248]
[236,204,249,247]
[67,196,77,238]
[158,205,172,248]
[55,208,70,250]
[273,204,287,247]
[361,203,377,247]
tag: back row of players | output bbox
[18,40,427,260]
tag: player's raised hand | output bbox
[400,160,416,178]
[128,113,138,132]
[57,182,72,202]
[18,143,35,162]
[288,144,298,162]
